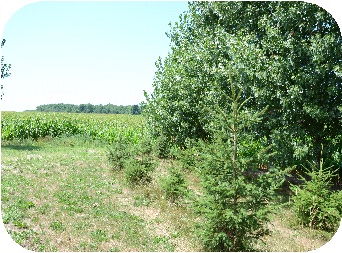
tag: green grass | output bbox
[1,136,200,251]
[1,134,338,251]
[253,203,336,252]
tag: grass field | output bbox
[1,137,201,251]
[0,112,338,251]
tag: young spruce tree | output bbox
[290,151,342,232]
[197,69,283,251]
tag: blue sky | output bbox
[0,1,189,111]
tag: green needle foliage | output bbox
[124,156,156,185]
[123,136,157,185]
[196,70,283,251]
[108,136,133,170]
[290,155,342,232]
[160,165,188,204]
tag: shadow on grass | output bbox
[1,144,41,151]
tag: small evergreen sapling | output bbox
[124,135,157,185]
[124,158,156,185]
[153,133,171,159]
[197,70,282,251]
[290,155,342,232]
[107,136,132,170]
[160,165,188,203]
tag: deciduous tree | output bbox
[145,1,342,171]
[1,39,12,100]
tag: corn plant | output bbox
[1,111,145,144]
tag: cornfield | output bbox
[1,111,145,144]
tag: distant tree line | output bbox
[35,103,142,115]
